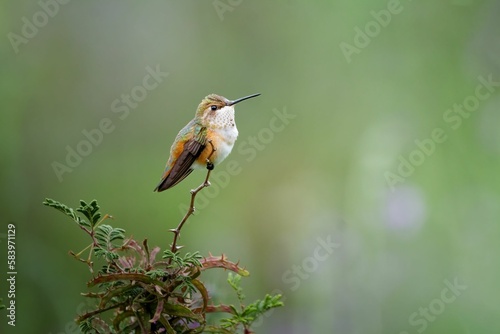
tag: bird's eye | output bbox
[210,105,217,111]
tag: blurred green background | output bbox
[1,0,500,333]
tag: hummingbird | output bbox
[154,93,261,192]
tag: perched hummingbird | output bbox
[154,93,260,192]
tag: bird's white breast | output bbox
[195,105,239,168]
[212,125,238,164]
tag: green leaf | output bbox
[241,293,284,320]
[79,319,93,333]
[95,224,125,250]
[76,199,101,227]
[162,302,204,322]
[146,269,167,280]
[227,273,245,303]
[94,248,119,261]
[184,251,203,267]
[203,325,234,333]
[43,198,90,228]
[219,274,284,330]
[162,250,183,268]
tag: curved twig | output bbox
[168,140,216,262]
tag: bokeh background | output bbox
[2,0,500,333]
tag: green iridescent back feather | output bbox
[163,119,207,174]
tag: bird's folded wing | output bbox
[155,137,206,191]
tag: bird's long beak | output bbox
[228,93,261,106]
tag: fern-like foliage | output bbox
[94,224,125,261]
[43,198,283,333]
[220,273,284,332]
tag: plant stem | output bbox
[168,140,216,262]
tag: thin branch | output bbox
[168,140,216,263]
[76,300,129,323]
